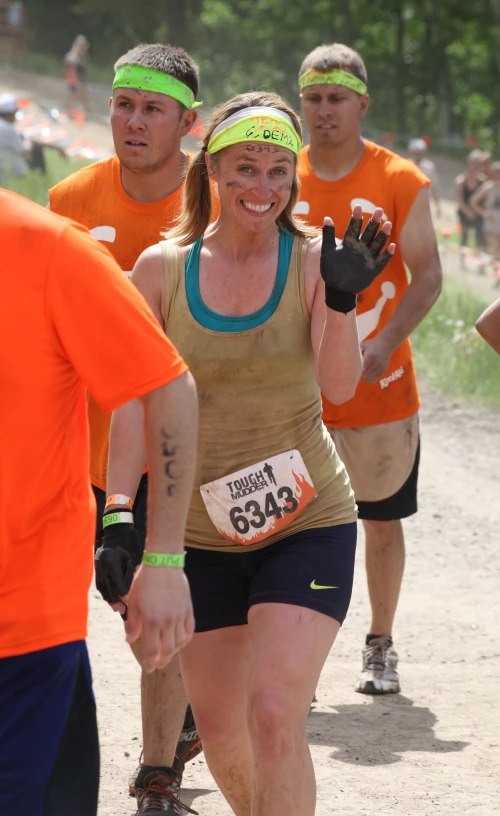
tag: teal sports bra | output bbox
[185,229,293,332]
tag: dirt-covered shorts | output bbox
[329,413,420,521]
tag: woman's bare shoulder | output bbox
[304,234,322,293]
[306,234,322,257]
[135,241,194,273]
[135,242,164,269]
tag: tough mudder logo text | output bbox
[226,463,277,500]
[200,450,316,545]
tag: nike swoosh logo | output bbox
[310,580,338,590]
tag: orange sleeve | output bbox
[47,222,188,412]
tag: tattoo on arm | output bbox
[160,429,179,497]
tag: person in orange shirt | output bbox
[296,44,442,695]
[0,188,197,816]
[49,42,208,812]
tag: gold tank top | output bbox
[161,231,357,551]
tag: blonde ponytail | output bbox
[165,149,212,245]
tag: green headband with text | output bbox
[208,109,301,156]
[113,64,202,109]
[299,68,367,95]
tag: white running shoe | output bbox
[355,635,400,694]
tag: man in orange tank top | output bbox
[296,44,442,695]
[50,43,204,814]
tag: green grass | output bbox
[3,152,90,206]
[413,282,500,408]
[436,229,480,250]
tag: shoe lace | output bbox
[183,738,203,763]
[172,751,186,779]
[364,641,388,672]
[137,775,198,815]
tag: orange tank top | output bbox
[297,141,428,428]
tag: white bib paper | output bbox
[200,450,317,545]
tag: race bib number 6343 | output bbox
[200,450,317,545]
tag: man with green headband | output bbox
[296,43,442,697]
[49,42,204,816]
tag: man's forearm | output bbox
[142,372,198,553]
[378,261,442,353]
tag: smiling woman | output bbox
[106,89,395,816]
[168,92,309,246]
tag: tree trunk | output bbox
[417,7,432,130]
[395,1,406,137]
[437,68,452,138]
[165,0,188,46]
[490,0,500,77]
[339,0,355,44]
[489,0,500,148]
[427,0,452,139]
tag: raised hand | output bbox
[321,205,396,313]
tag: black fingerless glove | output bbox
[324,286,357,314]
[94,511,143,604]
[320,216,393,313]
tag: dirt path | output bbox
[88,379,500,816]
[0,68,116,154]
[0,67,197,159]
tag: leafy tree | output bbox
[18,0,500,149]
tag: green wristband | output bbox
[102,511,134,528]
[142,552,186,568]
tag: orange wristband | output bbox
[105,493,134,511]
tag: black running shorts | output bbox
[184,524,357,633]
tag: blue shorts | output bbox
[0,640,99,816]
[185,523,357,633]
